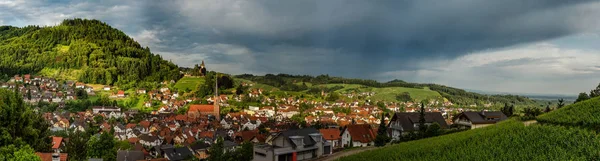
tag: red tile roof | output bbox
[52,137,63,149]
[319,128,341,141]
[189,104,217,113]
[128,137,139,144]
[346,124,375,143]
[139,121,151,128]
[199,131,215,138]
[126,123,137,129]
[35,153,67,161]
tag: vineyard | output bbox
[337,120,600,161]
[537,97,600,129]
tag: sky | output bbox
[1,0,600,95]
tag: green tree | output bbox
[395,92,412,102]
[424,122,442,137]
[326,92,340,102]
[208,137,225,161]
[87,132,115,161]
[12,145,41,161]
[590,83,600,98]
[238,141,254,161]
[65,130,90,161]
[575,92,590,103]
[374,113,391,147]
[557,98,565,109]
[0,89,52,154]
[418,102,427,136]
[235,84,246,95]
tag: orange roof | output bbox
[52,137,63,149]
[117,90,125,95]
[189,104,216,113]
[36,153,67,161]
[199,131,215,138]
[128,137,139,144]
[319,128,341,141]
[139,121,151,128]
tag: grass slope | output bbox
[174,76,205,91]
[338,120,600,161]
[537,97,600,129]
[323,84,441,101]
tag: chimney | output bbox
[52,153,60,161]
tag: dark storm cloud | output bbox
[129,0,597,77]
[2,0,600,92]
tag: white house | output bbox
[340,124,374,148]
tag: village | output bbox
[1,72,508,161]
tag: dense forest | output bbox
[0,19,181,87]
[235,74,536,106]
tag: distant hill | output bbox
[235,74,537,107]
[0,19,181,87]
[465,89,576,101]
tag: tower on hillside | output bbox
[200,60,207,76]
[214,74,220,120]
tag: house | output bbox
[190,142,211,160]
[139,134,162,147]
[164,147,194,161]
[253,128,330,161]
[340,124,375,148]
[92,106,121,114]
[387,112,448,140]
[117,90,125,98]
[319,128,341,150]
[137,88,146,94]
[103,86,111,91]
[52,136,65,153]
[453,111,507,129]
[35,152,68,161]
[75,82,85,89]
[117,150,144,161]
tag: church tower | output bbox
[199,60,207,76]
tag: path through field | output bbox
[316,147,378,161]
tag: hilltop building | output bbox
[200,60,207,76]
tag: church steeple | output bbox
[199,60,207,76]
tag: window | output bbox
[255,152,266,157]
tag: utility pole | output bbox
[214,73,220,120]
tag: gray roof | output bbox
[458,111,507,124]
[279,128,320,147]
[164,147,193,161]
[389,112,448,132]
[116,150,144,161]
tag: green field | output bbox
[338,120,600,161]
[38,67,83,81]
[322,84,441,102]
[234,78,280,92]
[174,76,205,91]
[537,97,600,129]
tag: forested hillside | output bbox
[0,19,181,87]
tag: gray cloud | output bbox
[2,0,600,94]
